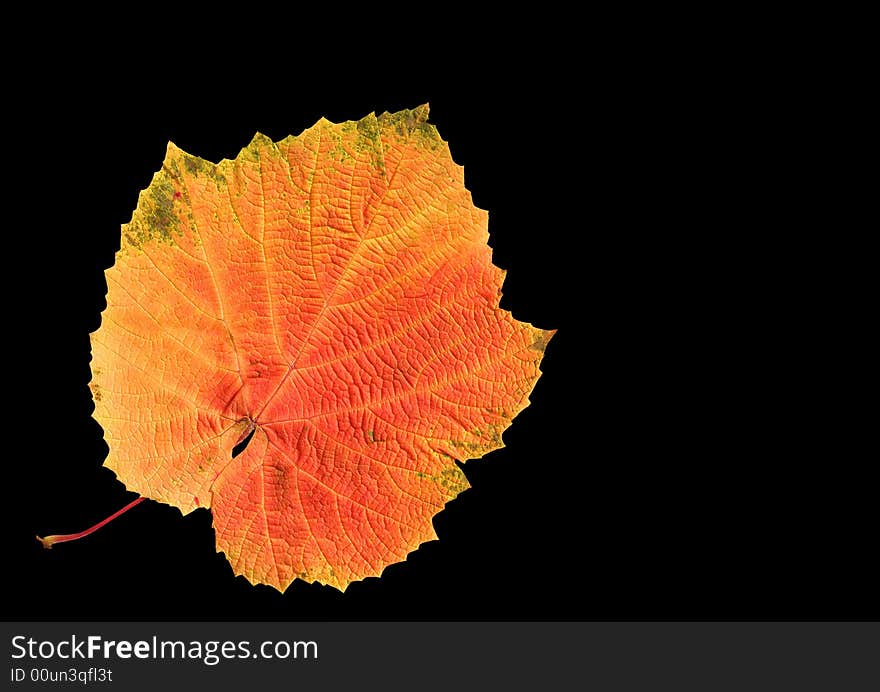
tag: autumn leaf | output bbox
[46,105,553,591]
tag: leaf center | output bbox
[232,416,256,458]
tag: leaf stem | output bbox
[36,497,146,549]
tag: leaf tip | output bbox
[528,327,556,353]
[414,102,430,120]
[245,131,276,154]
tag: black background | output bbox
[5,46,874,621]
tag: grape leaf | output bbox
[87,105,553,591]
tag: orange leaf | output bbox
[89,105,553,591]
